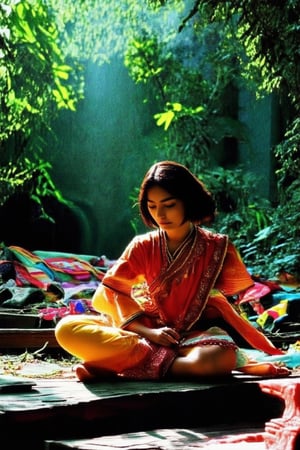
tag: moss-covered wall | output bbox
[238,91,280,199]
[47,59,165,258]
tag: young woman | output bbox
[55,161,290,381]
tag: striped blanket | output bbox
[0,245,114,321]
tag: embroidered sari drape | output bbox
[94,227,230,329]
[93,226,280,358]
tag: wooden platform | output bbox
[0,320,299,449]
[46,426,268,449]
[0,328,59,350]
[1,372,300,450]
[0,308,59,350]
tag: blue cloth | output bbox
[243,347,300,369]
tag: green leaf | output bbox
[154,110,175,130]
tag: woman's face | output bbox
[146,185,186,230]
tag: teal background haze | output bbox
[47,59,164,258]
[46,59,279,259]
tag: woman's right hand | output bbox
[126,321,180,346]
[147,326,180,346]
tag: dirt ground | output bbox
[1,348,300,381]
[0,349,79,379]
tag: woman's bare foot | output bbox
[238,362,291,377]
[74,364,96,382]
[74,363,117,382]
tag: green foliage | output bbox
[201,165,300,279]
[201,166,272,240]
[239,193,300,279]
[122,2,252,168]
[274,118,300,199]
[194,0,300,109]
[0,0,82,144]
[0,0,82,217]
[124,37,165,84]
[42,0,252,165]
[46,0,179,66]
[0,156,70,219]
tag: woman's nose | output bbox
[157,206,165,217]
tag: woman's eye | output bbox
[148,202,176,210]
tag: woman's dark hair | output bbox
[139,160,216,228]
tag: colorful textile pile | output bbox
[0,245,115,323]
[235,277,300,333]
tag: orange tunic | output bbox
[94,227,247,326]
[93,227,282,350]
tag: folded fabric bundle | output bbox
[0,286,45,308]
[0,278,64,309]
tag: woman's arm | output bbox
[206,293,284,355]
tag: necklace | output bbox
[166,225,195,261]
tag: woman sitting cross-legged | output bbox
[55,161,291,382]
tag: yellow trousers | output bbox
[55,314,150,373]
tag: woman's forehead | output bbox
[147,185,174,202]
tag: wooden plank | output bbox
[0,310,41,328]
[0,375,36,392]
[0,328,59,349]
[45,427,267,450]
